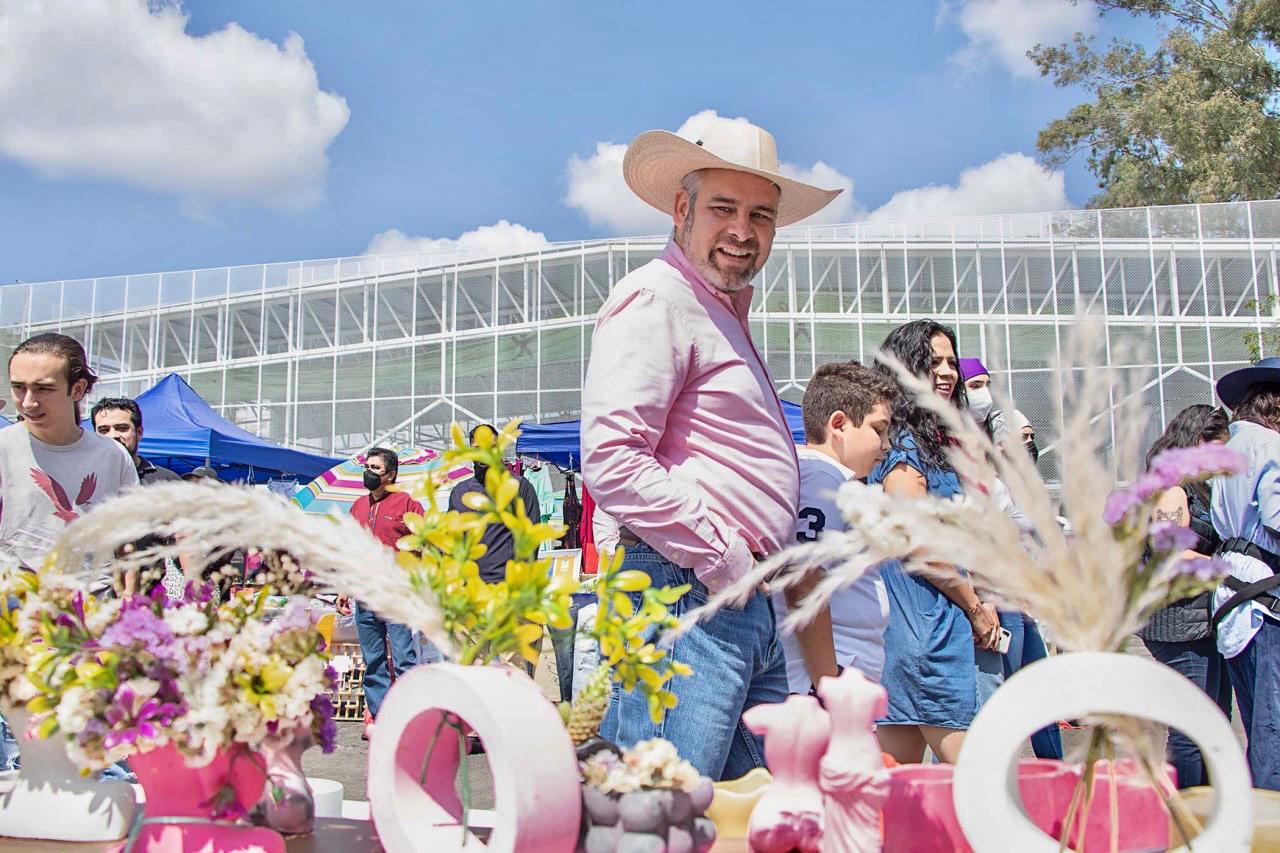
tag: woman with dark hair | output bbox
[1138,404,1231,788]
[1212,358,1280,790]
[869,319,1003,764]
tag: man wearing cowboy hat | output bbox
[580,116,842,780]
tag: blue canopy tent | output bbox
[86,373,340,483]
[516,400,807,470]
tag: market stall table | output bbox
[0,818,750,851]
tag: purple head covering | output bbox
[958,358,989,382]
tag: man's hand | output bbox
[335,594,353,616]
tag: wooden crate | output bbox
[330,641,366,721]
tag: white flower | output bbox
[163,606,208,636]
[55,686,93,735]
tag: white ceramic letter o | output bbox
[368,663,582,852]
[952,651,1253,852]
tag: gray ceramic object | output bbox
[576,781,717,853]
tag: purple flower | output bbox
[1150,522,1199,554]
[101,686,184,750]
[310,694,337,754]
[1171,556,1232,583]
[1104,445,1246,525]
[98,607,176,661]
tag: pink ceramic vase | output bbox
[883,759,1175,853]
[130,742,285,853]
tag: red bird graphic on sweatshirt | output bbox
[29,469,97,524]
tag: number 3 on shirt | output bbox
[796,507,826,542]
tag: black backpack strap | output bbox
[1213,575,1280,629]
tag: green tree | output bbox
[1032,0,1280,208]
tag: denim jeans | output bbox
[598,544,787,782]
[1225,618,1280,790]
[550,592,596,703]
[354,602,419,719]
[1144,637,1233,788]
[0,713,19,771]
[1000,612,1064,760]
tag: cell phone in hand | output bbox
[996,626,1012,654]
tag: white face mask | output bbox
[967,386,994,421]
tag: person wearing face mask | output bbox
[1011,410,1040,463]
[958,358,1010,449]
[447,423,542,584]
[958,360,1064,759]
[336,447,423,740]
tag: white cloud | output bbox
[363,220,553,268]
[944,0,1098,79]
[564,141,669,235]
[563,109,859,234]
[868,153,1069,223]
[0,0,349,209]
[779,160,865,226]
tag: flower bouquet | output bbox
[0,558,140,843]
[17,579,336,850]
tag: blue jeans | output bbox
[0,713,19,771]
[1143,637,1232,788]
[550,592,596,703]
[354,602,419,719]
[598,544,787,782]
[1226,618,1280,790]
[1001,612,1064,761]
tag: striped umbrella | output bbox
[292,447,475,516]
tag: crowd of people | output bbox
[4,116,1280,798]
[579,117,1280,792]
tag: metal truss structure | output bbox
[3,200,1279,479]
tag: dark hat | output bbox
[1217,356,1280,408]
[183,465,220,482]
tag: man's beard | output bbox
[678,214,764,294]
[693,250,760,294]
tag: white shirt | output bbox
[774,447,890,693]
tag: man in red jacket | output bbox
[337,447,422,740]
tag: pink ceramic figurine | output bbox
[741,694,832,853]
[816,669,890,853]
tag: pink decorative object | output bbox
[130,742,284,853]
[367,662,581,852]
[742,695,831,852]
[816,670,890,853]
[884,758,1175,853]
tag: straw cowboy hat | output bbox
[623,119,843,228]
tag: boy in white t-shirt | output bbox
[775,361,896,694]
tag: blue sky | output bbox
[0,1,1154,285]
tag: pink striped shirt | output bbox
[581,241,799,593]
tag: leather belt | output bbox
[616,527,767,562]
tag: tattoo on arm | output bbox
[1154,507,1186,524]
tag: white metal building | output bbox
[3,200,1278,479]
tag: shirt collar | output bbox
[661,240,755,323]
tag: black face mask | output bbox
[473,462,489,484]
[362,469,383,492]
[1024,438,1040,463]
